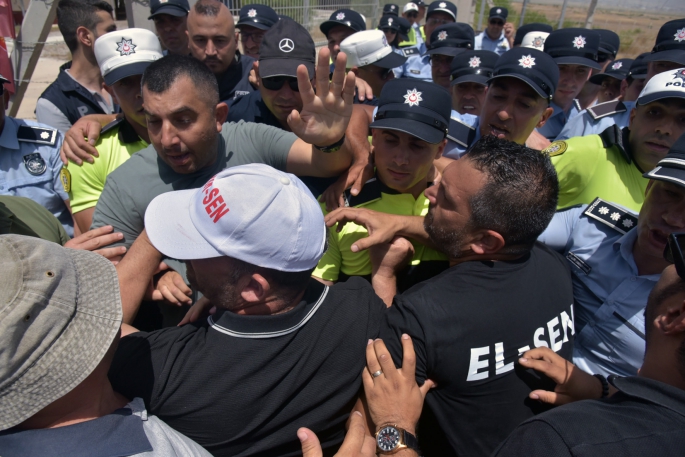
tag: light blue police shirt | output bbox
[474,31,510,56]
[538,203,659,377]
[395,53,432,81]
[0,116,72,236]
[536,101,581,141]
[555,101,635,141]
[443,111,479,159]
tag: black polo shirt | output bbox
[108,277,385,457]
[218,53,256,103]
[493,376,685,456]
[380,243,575,457]
[226,91,281,128]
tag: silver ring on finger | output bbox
[372,370,383,378]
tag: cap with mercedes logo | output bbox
[237,4,279,31]
[426,23,474,56]
[426,1,457,21]
[383,3,400,16]
[320,9,367,36]
[259,18,315,79]
[636,67,685,106]
[643,132,685,189]
[342,30,407,69]
[450,50,498,86]
[644,19,685,66]
[514,23,553,47]
[489,7,508,21]
[148,0,189,19]
[488,47,559,100]
[589,58,633,85]
[628,52,649,80]
[543,28,601,70]
[95,28,163,86]
[371,79,452,144]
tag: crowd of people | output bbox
[1,0,685,455]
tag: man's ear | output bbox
[76,25,95,49]
[629,106,637,128]
[215,102,229,129]
[435,138,447,159]
[468,229,506,256]
[619,79,628,100]
[656,300,685,335]
[240,273,271,303]
[536,106,554,128]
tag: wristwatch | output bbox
[313,134,345,153]
[375,424,420,455]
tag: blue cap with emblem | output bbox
[371,79,451,144]
[543,28,601,70]
[148,0,189,19]
[450,50,498,86]
[396,17,411,41]
[320,9,367,36]
[596,29,620,60]
[488,47,559,100]
[628,53,649,80]
[514,23,553,47]
[488,7,507,21]
[643,19,685,66]
[426,23,474,56]
[383,3,400,17]
[589,58,633,84]
[379,14,400,32]
[426,1,457,20]
[237,4,279,31]
[643,132,685,189]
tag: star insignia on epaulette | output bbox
[116,38,136,56]
[598,206,609,215]
[610,212,620,221]
[40,131,49,139]
[573,35,586,49]
[622,219,634,228]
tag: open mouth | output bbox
[165,152,191,167]
[649,229,668,249]
[488,124,509,137]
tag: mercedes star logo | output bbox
[279,38,294,53]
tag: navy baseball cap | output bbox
[148,0,188,19]
[426,23,474,56]
[320,9,367,36]
[589,58,633,85]
[371,79,451,144]
[383,3,400,16]
[596,29,620,60]
[426,1,457,21]
[259,18,315,79]
[489,7,507,21]
[643,132,685,189]
[628,53,649,80]
[450,50,498,86]
[237,4,279,31]
[489,47,559,100]
[543,28,601,70]
[396,17,411,41]
[379,15,400,32]
[514,23,553,47]
[644,19,685,66]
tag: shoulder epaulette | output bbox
[598,124,631,164]
[583,197,638,235]
[17,125,57,146]
[101,117,124,135]
[587,100,626,121]
[446,116,476,148]
[402,47,419,57]
[344,178,383,207]
[573,99,582,112]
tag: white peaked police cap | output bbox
[521,31,549,51]
[637,68,685,106]
[95,28,163,86]
[144,164,327,272]
[342,29,407,69]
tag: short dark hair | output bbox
[194,0,222,16]
[231,257,315,304]
[141,54,219,107]
[57,0,113,52]
[465,136,559,255]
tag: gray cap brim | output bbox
[643,163,685,189]
[259,58,315,79]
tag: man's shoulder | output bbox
[11,118,60,148]
[544,132,603,161]
[577,197,638,236]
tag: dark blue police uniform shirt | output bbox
[219,53,256,104]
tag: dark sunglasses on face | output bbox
[664,233,685,280]
[406,12,418,17]
[490,20,504,26]
[261,76,299,92]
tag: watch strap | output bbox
[403,429,421,453]
[593,373,609,398]
[314,134,345,153]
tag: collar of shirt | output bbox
[208,279,330,339]
[61,68,114,113]
[612,376,685,418]
[118,117,145,144]
[0,116,21,150]
[482,30,506,43]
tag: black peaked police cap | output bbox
[489,47,559,101]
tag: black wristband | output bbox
[593,374,609,398]
[314,134,345,153]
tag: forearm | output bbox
[345,105,372,165]
[372,272,397,307]
[115,230,163,324]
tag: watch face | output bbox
[377,426,401,452]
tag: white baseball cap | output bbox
[403,2,419,13]
[521,31,549,51]
[95,28,163,86]
[637,68,685,106]
[144,164,327,272]
[341,30,407,69]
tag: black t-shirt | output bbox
[109,278,385,457]
[379,243,575,457]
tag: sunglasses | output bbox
[406,12,418,17]
[240,32,265,44]
[665,233,685,280]
[261,76,299,92]
[490,20,504,26]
